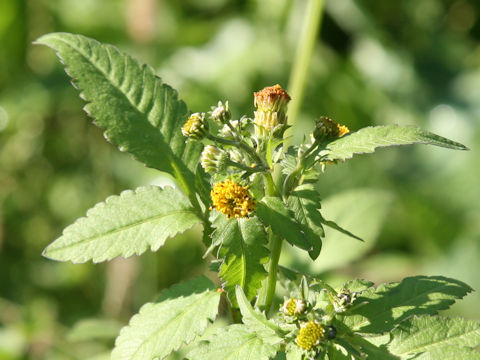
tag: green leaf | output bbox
[320,217,363,242]
[344,275,473,334]
[282,188,392,274]
[286,184,324,259]
[35,32,203,196]
[212,214,269,305]
[388,315,480,359]
[326,343,355,360]
[284,343,303,360]
[45,186,200,262]
[186,324,279,360]
[112,276,221,360]
[321,125,468,162]
[43,186,201,263]
[235,286,284,345]
[256,197,311,251]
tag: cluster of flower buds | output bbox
[313,116,349,142]
[181,112,208,140]
[332,289,358,313]
[254,84,291,138]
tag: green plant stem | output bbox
[286,0,325,138]
[257,231,283,313]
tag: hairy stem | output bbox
[286,0,325,139]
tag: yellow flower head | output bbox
[210,180,255,219]
[296,321,325,350]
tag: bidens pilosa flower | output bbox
[254,84,291,137]
[313,116,349,141]
[182,112,208,139]
[296,321,325,350]
[281,298,306,316]
[209,101,231,123]
[210,180,255,219]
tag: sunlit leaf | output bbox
[388,315,480,359]
[344,275,473,333]
[212,214,269,305]
[321,125,468,162]
[112,276,221,360]
[43,186,201,263]
[36,32,204,197]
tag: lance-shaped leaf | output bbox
[321,125,468,162]
[43,186,201,263]
[344,275,473,334]
[286,184,324,260]
[236,286,284,345]
[112,276,221,360]
[388,315,480,359]
[256,197,311,251]
[36,32,203,196]
[186,324,279,360]
[212,214,269,305]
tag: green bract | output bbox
[38,32,478,360]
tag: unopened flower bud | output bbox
[281,298,307,316]
[210,101,231,123]
[182,112,208,139]
[200,145,229,173]
[313,116,349,141]
[254,84,291,137]
[220,120,239,137]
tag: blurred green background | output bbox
[0,0,479,358]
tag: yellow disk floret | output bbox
[211,180,255,219]
[296,321,325,350]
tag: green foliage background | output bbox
[0,0,478,358]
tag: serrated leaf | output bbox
[186,324,279,360]
[282,188,392,274]
[256,197,311,251]
[235,286,283,345]
[287,184,324,260]
[112,276,221,360]
[212,214,269,305]
[321,125,468,162]
[388,315,480,359]
[43,186,201,263]
[36,32,203,197]
[344,275,473,334]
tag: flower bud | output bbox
[253,84,291,137]
[220,120,239,138]
[182,112,208,139]
[200,145,229,173]
[209,101,231,123]
[332,290,357,313]
[313,116,349,141]
[281,298,307,316]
